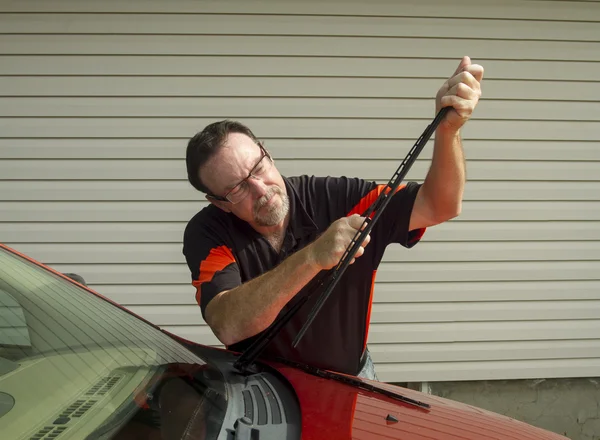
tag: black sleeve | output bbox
[382,181,426,248]
[313,176,426,248]
[182,213,242,320]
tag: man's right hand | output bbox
[308,214,372,270]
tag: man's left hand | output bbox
[436,56,484,133]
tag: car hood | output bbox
[271,364,567,440]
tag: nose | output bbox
[247,176,268,198]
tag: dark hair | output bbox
[185,119,261,194]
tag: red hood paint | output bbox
[272,364,568,440]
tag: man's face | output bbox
[201,133,290,229]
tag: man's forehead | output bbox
[218,133,261,168]
[203,133,261,190]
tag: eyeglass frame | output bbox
[206,143,273,204]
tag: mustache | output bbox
[254,187,280,211]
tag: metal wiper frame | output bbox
[234,107,450,373]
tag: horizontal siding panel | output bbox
[0,181,199,201]
[375,261,600,282]
[2,14,599,41]
[4,97,600,122]
[3,221,600,244]
[385,241,600,262]
[368,340,600,364]
[375,280,600,303]
[0,201,203,222]
[1,0,598,22]
[368,320,600,344]
[39,261,600,284]
[2,35,599,61]
[12,241,600,264]
[373,359,600,383]
[2,57,600,82]
[3,181,600,202]
[2,158,599,181]
[2,139,598,161]
[453,201,600,221]
[2,201,598,222]
[370,300,600,323]
[415,222,600,241]
[13,118,600,142]
[80,281,600,306]
[124,301,600,326]
[0,223,188,243]
[2,77,600,102]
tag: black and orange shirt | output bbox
[182,175,425,376]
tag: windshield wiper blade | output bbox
[292,107,450,347]
[233,107,449,373]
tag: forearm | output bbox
[205,245,320,346]
[421,127,466,219]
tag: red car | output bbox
[0,243,567,440]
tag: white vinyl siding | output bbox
[1,0,599,382]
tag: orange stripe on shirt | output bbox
[192,245,235,305]
[346,184,406,218]
[347,186,405,351]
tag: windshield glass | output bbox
[0,246,227,440]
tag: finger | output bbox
[447,71,480,91]
[440,95,475,114]
[361,233,371,247]
[466,64,485,83]
[452,55,471,76]
[355,246,365,258]
[454,64,484,84]
[446,82,478,101]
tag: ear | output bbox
[206,195,232,213]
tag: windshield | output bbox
[0,246,227,440]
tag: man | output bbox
[183,56,483,379]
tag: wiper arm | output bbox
[275,358,430,410]
[233,107,449,373]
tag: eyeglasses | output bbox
[207,144,273,204]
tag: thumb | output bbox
[453,55,471,76]
[347,214,367,230]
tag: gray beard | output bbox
[253,187,290,227]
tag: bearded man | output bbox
[183,56,483,379]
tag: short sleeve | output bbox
[382,181,426,248]
[183,214,242,320]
